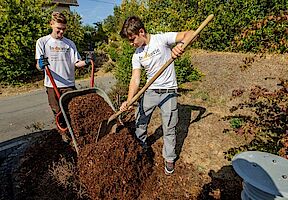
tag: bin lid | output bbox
[232,151,288,197]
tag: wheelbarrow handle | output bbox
[45,66,68,132]
[45,66,61,99]
[108,14,214,123]
[90,59,95,88]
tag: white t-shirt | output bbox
[35,35,81,88]
[132,32,178,89]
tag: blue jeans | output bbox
[135,89,178,162]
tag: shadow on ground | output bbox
[197,165,243,200]
[147,103,211,159]
[0,130,54,200]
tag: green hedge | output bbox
[104,0,288,53]
[0,0,52,84]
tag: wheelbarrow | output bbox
[59,59,116,155]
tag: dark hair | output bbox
[120,16,146,38]
[51,12,67,24]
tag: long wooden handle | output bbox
[109,14,214,122]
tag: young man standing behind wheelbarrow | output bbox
[35,12,93,138]
[119,16,194,175]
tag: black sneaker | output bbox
[165,161,175,175]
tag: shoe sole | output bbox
[164,167,174,175]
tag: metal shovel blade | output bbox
[96,118,118,142]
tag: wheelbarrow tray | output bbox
[59,87,115,154]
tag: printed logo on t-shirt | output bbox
[49,46,70,53]
[48,45,70,62]
[139,48,160,62]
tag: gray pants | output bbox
[135,89,178,162]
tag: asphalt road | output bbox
[0,75,116,143]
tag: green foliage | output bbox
[102,6,124,35]
[229,118,244,129]
[81,22,110,51]
[142,0,194,33]
[189,0,288,53]
[223,80,288,160]
[0,0,52,84]
[231,11,288,53]
[113,40,135,90]
[103,0,287,53]
[175,54,204,84]
[63,10,85,53]
[107,42,119,62]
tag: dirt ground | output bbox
[1,50,288,199]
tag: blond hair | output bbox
[51,12,67,24]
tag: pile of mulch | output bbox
[77,127,153,199]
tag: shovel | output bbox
[98,14,214,135]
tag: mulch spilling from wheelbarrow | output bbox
[68,93,154,199]
[7,92,243,200]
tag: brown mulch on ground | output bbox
[77,127,153,200]
[12,130,80,200]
